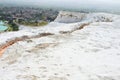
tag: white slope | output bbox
[55,11,120,23]
[0,11,120,45]
[0,11,120,80]
[54,11,87,23]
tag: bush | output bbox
[7,22,19,31]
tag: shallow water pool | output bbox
[0,25,8,31]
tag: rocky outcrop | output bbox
[54,11,117,23]
[55,11,87,23]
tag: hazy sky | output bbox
[0,0,120,10]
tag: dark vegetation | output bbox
[0,7,58,31]
[7,21,19,31]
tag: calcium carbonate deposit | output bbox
[0,11,120,80]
